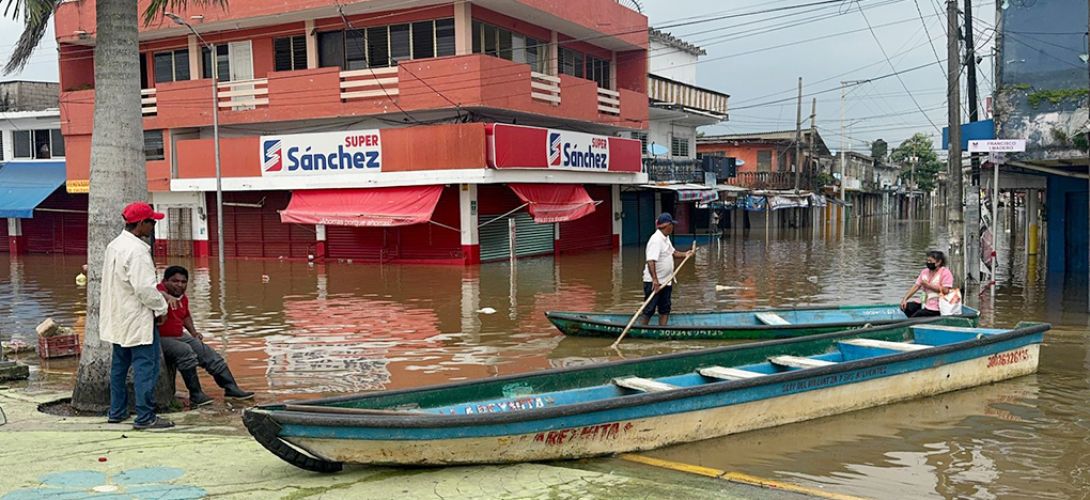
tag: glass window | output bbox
[174,50,190,81]
[525,37,545,73]
[318,30,345,69]
[274,35,307,71]
[411,21,434,59]
[471,21,482,54]
[50,129,65,158]
[588,56,610,89]
[13,130,30,158]
[482,24,497,57]
[559,48,584,78]
[671,136,690,157]
[152,49,189,83]
[144,130,165,161]
[345,29,366,70]
[201,44,230,81]
[757,150,772,172]
[33,130,51,159]
[435,19,455,56]
[367,26,390,68]
[498,29,513,60]
[633,132,648,153]
[140,55,149,88]
[390,24,411,64]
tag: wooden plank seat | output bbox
[769,356,836,370]
[698,366,764,380]
[613,376,678,392]
[755,312,791,326]
[840,339,929,352]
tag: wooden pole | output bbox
[611,242,696,349]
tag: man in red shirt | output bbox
[159,266,253,405]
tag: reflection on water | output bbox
[2,212,1089,497]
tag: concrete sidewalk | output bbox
[0,387,814,499]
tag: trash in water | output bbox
[715,285,744,291]
[476,307,497,315]
[807,276,818,283]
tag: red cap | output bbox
[122,202,165,224]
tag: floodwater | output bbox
[2,210,1089,498]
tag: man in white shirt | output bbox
[102,202,176,430]
[641,213,693,326]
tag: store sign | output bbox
[488,124,641,173]
[547,130,609,170]
[260,130,382,176]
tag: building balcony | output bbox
[648,74,728,126]
[60,54,648,136]
[729,171,816,191]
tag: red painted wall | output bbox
[697,142,784,174]
[557,185,612,253]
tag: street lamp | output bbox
[165,12,224,272]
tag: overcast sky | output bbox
[0,0,996,153]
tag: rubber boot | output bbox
[212,369,255,400]
[180,368,214,407]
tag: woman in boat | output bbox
[900,250,954,317]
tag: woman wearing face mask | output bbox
[899,250,954,317]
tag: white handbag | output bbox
[939,288,963,316]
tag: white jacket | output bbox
[99,231,168,347]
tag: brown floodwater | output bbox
[2,210,1088,498]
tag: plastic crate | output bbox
[38,334,81,359]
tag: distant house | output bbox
[696,130,830,190]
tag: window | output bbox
[318,19,455,71]
[13,130,30,158]
[632,132,648,154]
[0,133,4,161]
[367,26,390,68]
[671,136,690,157]
[412,21,435,59]
[273,35,308,72]
[435,19,455,56]
[587,56,610,89]
[757,150,772,172]
[144,130,165,161]
[153,49,190,83]
[12,129,64,159]
[559,48,584,78]
[473,21,537,67]
[389,24,411,64]
[524,37,546,73]
[201,44,231,81]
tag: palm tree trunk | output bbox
[71,0,174,412]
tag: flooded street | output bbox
[3,213,1089,498]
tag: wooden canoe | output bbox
[242,316,1044,470]
[545,304,981,340]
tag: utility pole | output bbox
[808,98,816,187]
[794,77,803,192]
[946,0,966,283]
[964,0,982,286]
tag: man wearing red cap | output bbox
[101,202,176,429]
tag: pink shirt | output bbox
[915,267,954,311]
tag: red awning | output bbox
[508,184,597,223]
[280,186,443,227]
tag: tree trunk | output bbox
[71,0,175,413]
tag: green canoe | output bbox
[545,304,981,340]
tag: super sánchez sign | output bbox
[261,130,382,176]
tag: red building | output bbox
[697,130,829,190]
[55,0,649,264]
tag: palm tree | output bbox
[5,0,224,412]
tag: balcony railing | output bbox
[530,72,561,105]
[730,171,815,191]
[645,158,705,183]
[648,74,729,117]
[597,87,621,115]
[340,67,400,101]
[218,78,268,110]
[141,88,157,116]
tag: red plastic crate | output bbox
[38,334,81,359]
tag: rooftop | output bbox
[649,27,706,57]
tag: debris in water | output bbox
[807,276,818,283]
[261,275,270,283]
[477,307,497,315]
[715,285,744,291]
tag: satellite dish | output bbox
[735,159,746,167]
[647,143,668,156]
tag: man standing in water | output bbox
[640,213,693,326]
[101,202,175,429]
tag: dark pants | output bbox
[108,326,160,425]
[642,282,673,318]
[902,302,940,318]
[161,334,227,375]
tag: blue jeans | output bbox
[108,326,161,425]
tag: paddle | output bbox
[611,241,697,349]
